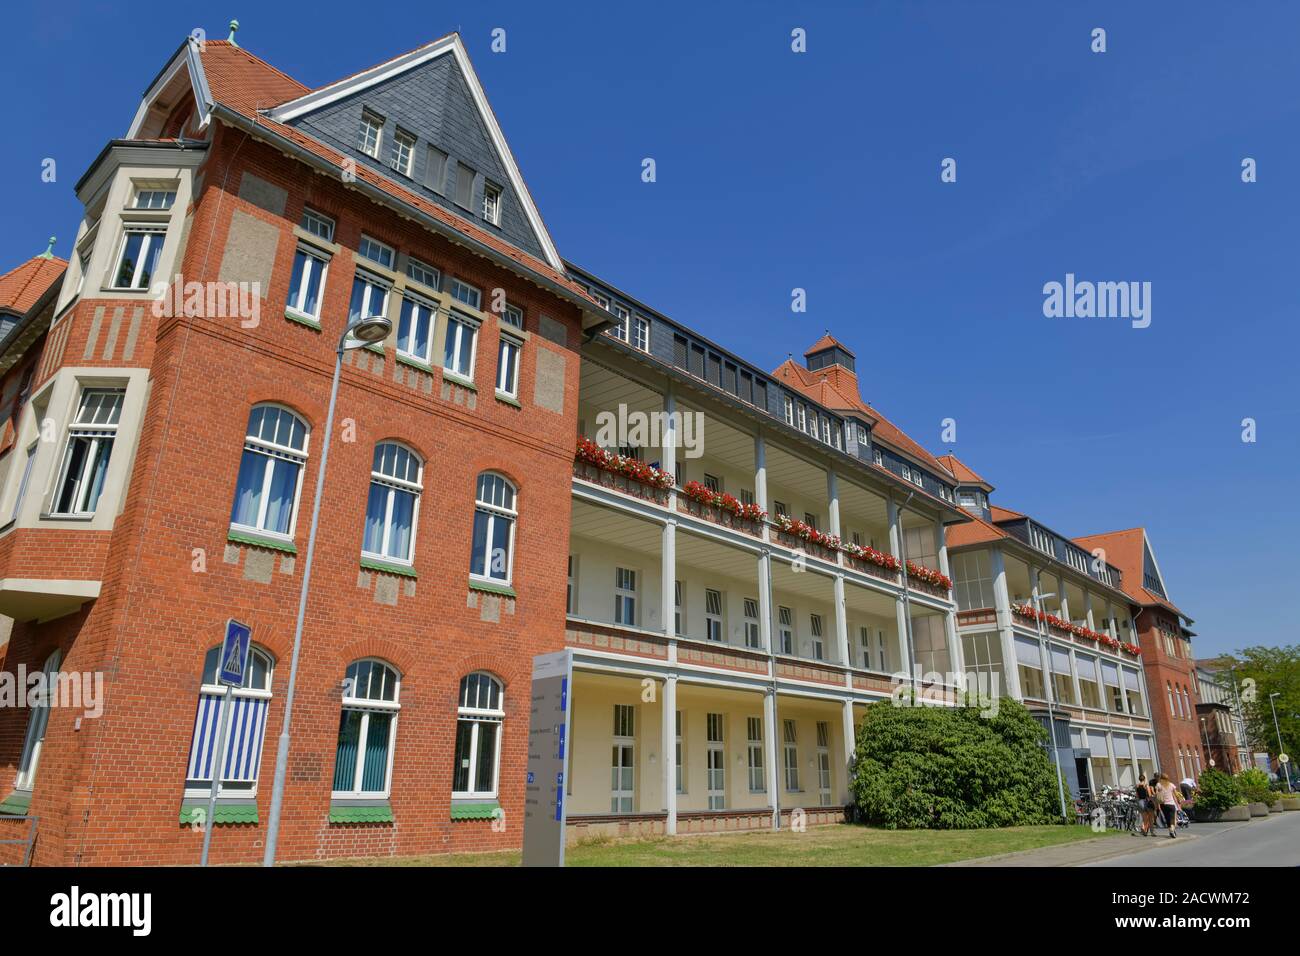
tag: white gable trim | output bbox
[126,38,213,139]
[268,34,562,271]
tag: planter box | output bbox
[1193,804,1251,823]
[1268,800,1283,814]
[1280,797,1300,811]
[1249,801,1271,817]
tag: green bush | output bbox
[1196,768,1241,811]
[849,696,1065,829]
[1234,767,1273,804]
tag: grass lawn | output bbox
[311,823,1121,867]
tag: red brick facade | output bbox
[1134,606,1203,781]
[0,121,583,864]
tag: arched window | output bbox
[362,442,422,564]
[184,645,275,796]
[230,404,309,539]
[14,650,61,791]
[453,673,504,799]
[470,472,516,584]
[333,659,401,798]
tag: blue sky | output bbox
[2,1,1296,656]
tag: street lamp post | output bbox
[1030,588,1069,819]
[1268,692,1292,794]
[261,314,392,867]
[1199,717,1214,769]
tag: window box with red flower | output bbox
[678,481,766,536]
[574,437,673,504]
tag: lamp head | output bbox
[343,314,392,348]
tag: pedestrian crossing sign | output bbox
[219,619,252,687]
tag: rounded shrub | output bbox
[1234,767,1273,804]
[1195,768,1240,812]
[849,696,1065,829]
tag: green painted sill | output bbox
[329,802,393,824]
[494,391,521,408]
[179,802,258,825]
[442,371,477,391]
[468,578,516,599]
[228,529,298,554]
[361,556,418,579]
[0,791,32,816]
[284,309,322,330]
[451,801,500,821]
[395,353,434,373]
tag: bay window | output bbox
[111,226,165,290]
[51,387,124,517]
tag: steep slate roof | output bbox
[1073,528,1186,618]
[0,254,66,315]
[192,40,592,302]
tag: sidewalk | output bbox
[946,828,1202,867]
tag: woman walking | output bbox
[1154,773,1183,838]
[1133,773,1155,836]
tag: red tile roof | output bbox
[804,331,854,357]
[194,41,592,303]
[1073,528,1185,617]
[935,453,990,488]
[944,510,1010,548]
[0,255,66,315]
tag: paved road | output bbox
[1088,812,1300,867]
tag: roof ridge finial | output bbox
[228,19,240,46]
[39,236,57,259]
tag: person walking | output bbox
[1133,773,1155,836]
[1154,773,1183,838]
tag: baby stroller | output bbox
[1175,805,1191,829]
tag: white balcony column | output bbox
[1084,591,1096,632]
[754,430,769,543]
[1105,599,1118,640]
[1057,574,1070,623]
[1068,647,1082,709]
[841,699,856,800]
[757,549,773,652]
[833,573,849,666]
[662,382,678,508]
[1106,731,1120,786]
[886,498,902,559]
[1128,733,1140,781]
[894,596,911,679]
[662,673,677,834]
[662,519,678,662]
[933,516,951,581]
[989,548,1022,699]
[827,468,841,549]
[763,689,780,830]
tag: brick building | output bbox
[1074,528,1203,781]
[0,31,607,864]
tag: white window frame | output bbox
[471,472,517,585]
[615,567,637,626]
[452,673,504,800]
[332,659,401,800]
[361,441,423,565]
[110,225,166,290]
[783,719,800,792]
[443,311,479,382]
[405,256,440,292]
[450,278,481,309]
[746,716,765,792]
[300,208,335,242]
[705,588,724,642]
[229,403,309,541]
[495,332,522,398]
[358,235,395,270]
[183,645,274,798]
[612,704,635,812]
[816,721,832,805]
[14,650,61,791]
[482,181,502,225]
[395,292,437,366]
[810,613,824,660]
[133,187,176,210]
[743,598,761,649]
[631,315,649,352]
[50,387,125,518]
[389,127,416,176]
[609,303,630,342]
[778,606,794,656]
[706,712,726,810]
[286,245,330,321]
[358,111,384,159]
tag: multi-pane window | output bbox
[705,589,723,642]
[363,442,422,564]
[567,555,576,614]
[184,645,273,796]
[631,316,649,352]
[614,568,637,626]
[229,404,308,538]
[453,673,504,798]
[609,304,630,342]
[1050,646,1075,705]
[743,598,761,649]
[426,146,448,192]
[396,294,435,365]
[51,388,124,517]
[405,256,440,291]
[703,473,721,493]
[674,580,683,634]
[482,181,502,225]
[675,711,684,794]
[1101,660,1125,713]
[1015,636,1045,700]
[746,717,765,792]
[349,271,390,328]
[111,227,165,290]
[134,188,176,209]
[300,208,335,242]
[502,302,524,328]
[782,719,799,791]
[10,441,38,522]
[953,550,995,611]
[1077,653,1102,710]
[960,630,1003,684]
[778,606,794,655]
[389,127,416,176]
[706,713,725,809]
[816,722,832,803]
[784,396,794,425]
[470,472,517,584]
[809,614,824,660]
[358,235,395,270]
[611,704,635,812]
[333,659,400,798]
[449,278,481,310]
[496,333,521,398]
[1125,668,1146,717]
[443,312,478,379]
[859,626,873,670]
[286,246,329,320]
[358,111,384,158]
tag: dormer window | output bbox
[454,162,476,209]
[873,448,883,466]
[482,181,502,225]
[389,128,416,177]
[358,111,384,159]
